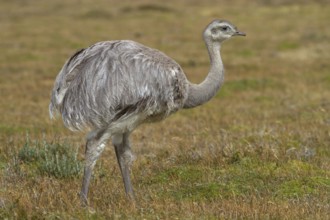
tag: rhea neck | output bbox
[183,38,224,108]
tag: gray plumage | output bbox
[50,40,187,131]
[49,19,245,205]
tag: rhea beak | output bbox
[234,30,246,36]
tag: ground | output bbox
[0,0,329,219]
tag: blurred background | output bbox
[0,0,329,218]
[0,0,329,134]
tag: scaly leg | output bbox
[80,129,108,206]
[112,132,135,199]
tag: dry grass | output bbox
[0,0,329,219]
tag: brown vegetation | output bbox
[0,0,329,219]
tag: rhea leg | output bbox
[112,132,135,199]
[80,129,109,206]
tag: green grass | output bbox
[145,157,329,202]
[218,78,279,98]
[17,136,82,178]
[277,41,300,51]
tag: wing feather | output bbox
[49,40,188,131]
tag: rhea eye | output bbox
[221,26,229,31]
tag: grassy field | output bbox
[0,0,329,219]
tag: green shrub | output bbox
[18,137,82,179]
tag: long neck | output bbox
[183,40,224,108]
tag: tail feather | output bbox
[49,48,86,121]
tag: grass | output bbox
[17,135,82,178]
[0,0,330,219]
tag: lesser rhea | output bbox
[49,19,245,205]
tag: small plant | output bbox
[18,141,39,163]
[18,136,82,179]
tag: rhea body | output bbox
[49,19,245,204]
